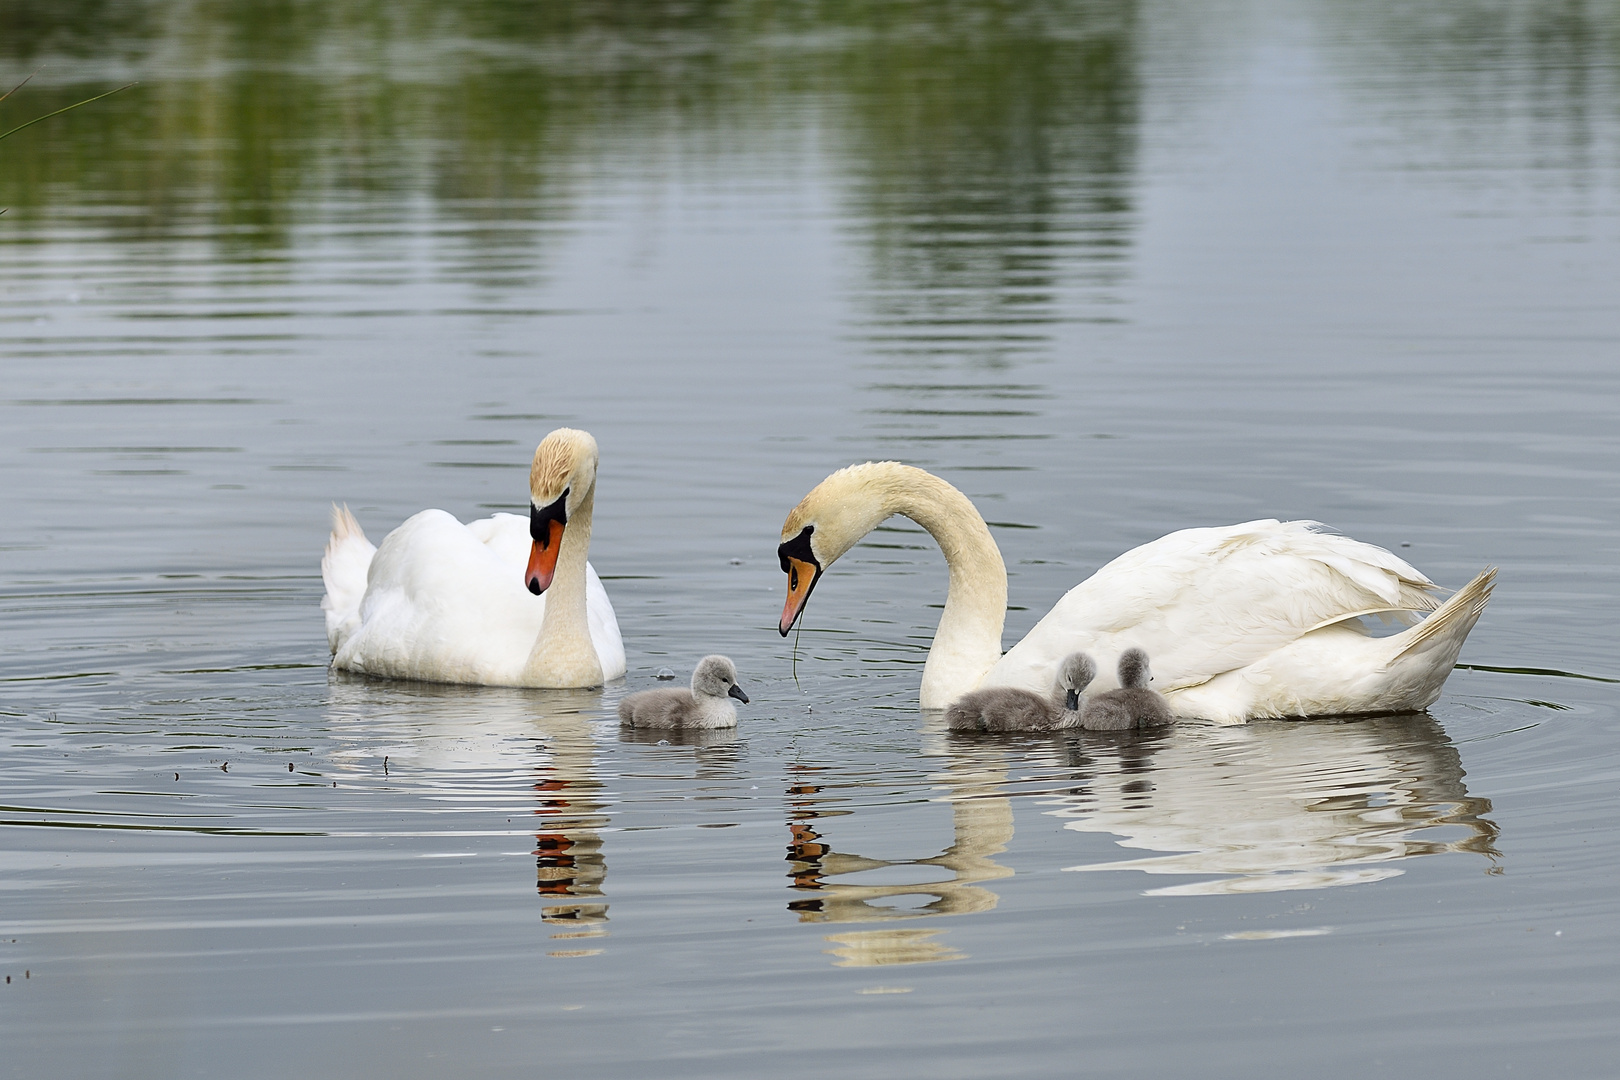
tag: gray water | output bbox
[3,1,1620,1076]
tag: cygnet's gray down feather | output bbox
[618,654,750,730]
[946,652,1097,732]
[1081,647,1174,731]
[946,686,1069,732]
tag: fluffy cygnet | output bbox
[1081,648,1174,731]
[617,655,750,730]
[946,653,1097,733]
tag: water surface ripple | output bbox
[3,1,1620,1077]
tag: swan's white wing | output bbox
[448,511,624,680]
[405,511,625,680]
[465,512,530,565]
[584,563,627,681]
[336,509,545,684]
[984,519,1440,696]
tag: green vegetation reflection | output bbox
[0,0,1141,312]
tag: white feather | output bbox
[981,522,1490,723]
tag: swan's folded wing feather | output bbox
[348,508,625,683]
[585,563,626,681]
[466,512,531,567]
[338,509,545,683]
[987,519,1442,694]
[473,512,625,679]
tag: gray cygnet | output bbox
[945,653,1096,732]
[1080,648,1174,731]
[618,655,750,730]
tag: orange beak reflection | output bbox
[526,518,565,595]
[779,556,819,635]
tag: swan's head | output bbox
[1117,647,1151,690]
[526,427,599,595]
[1057,652,1097,711]
[777,462,910,635]
[692,655,750,704]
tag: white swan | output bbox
[321,427,625,688]
[776,462,1494,723]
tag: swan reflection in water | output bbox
[325,677,616,954]
[538,721,740,952]
[787,711,1496,965]
[785,754,1017,967]
[325,676,748,960]
[537,714,743,930]
[531,705,610,938]
[1049,712,1500,894]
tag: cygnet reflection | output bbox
[618,725,741,750]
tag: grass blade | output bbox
[0,82,136,143]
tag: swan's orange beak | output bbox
[779,556,818,635]
[527,518,564,595]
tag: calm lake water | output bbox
[3,1,1620,1076]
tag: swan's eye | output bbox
[790,568,799,589]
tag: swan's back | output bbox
[985,519,1439,700]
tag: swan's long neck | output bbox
[872,468,1007,708]
[524,486,604,688]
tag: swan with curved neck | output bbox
[779,463,1008,707]
[778,461,1494,721]
[322,427,625,688]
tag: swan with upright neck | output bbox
[321,427,625,688]
[777,462,1494,723]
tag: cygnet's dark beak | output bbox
[728,683,750,704]
[1065,688,1080,711]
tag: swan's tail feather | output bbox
[320,503,376,655]
[1392,566,1496,664]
